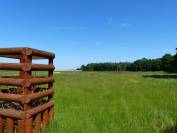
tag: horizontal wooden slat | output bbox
[0,63,29,71]
[0,47,55,59]
[0,77,54,87]
[0,55,45,59]
[26,101,54,118]
[26,89,54,103]
[0,48,23,55]
[0,109,24,119]
[31,48,55,59]
[29,77,54,86]
[0,89,54,103]
[0,93,25,103]
[0,78,24,86]
[0,63,54,71]
[31,64,55,71]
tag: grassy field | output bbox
[41,71,177,133]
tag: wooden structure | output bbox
[0,47,55,133]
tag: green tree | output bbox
[161,54,175,72]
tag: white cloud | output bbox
[106,17,133,28]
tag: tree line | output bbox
[80,49,177,72]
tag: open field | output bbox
[42,71,177,133]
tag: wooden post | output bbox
[48,58,54,101]
[17,120,25,133]
[0,117,3,133]
[6,118,14,133]
[34,113,41,133]
[43,110,49,128]
[25,118,33,133]
[20,49,32,110]
[49,107,54,121]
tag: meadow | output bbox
[43,71,177,133]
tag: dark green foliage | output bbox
[81,62,132,71]
[161,54,176,72]
[80,49,177,72]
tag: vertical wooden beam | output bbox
[48,58,54,123]
[46,59,53,129]
[17,120,25,133]
[25,118,33,133]
[43,110,49,128]
[18,49,36,133]
[34,113,41,133]
[48,58,53,92]
[20,49,33,133]
[6,118,14,133]
[20,52,32,110]
[48,58,54,124]
[0,117,3,133]
[49,107,54,121]
[48,58,54,77]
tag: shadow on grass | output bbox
[143,75,177,79]
[162,123,177,133]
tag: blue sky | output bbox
[0,0,177,70]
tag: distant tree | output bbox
[79,48,177,72]
[161,54,175,72]
[173,48,177,72]
[151,59,162,71]
[80,65,88,71]
[133,58,150,71]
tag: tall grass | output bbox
[43,71,177,133]
[1,70,177,132]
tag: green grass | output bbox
[42,71,177,133]
[1,71,177,132]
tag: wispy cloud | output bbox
[120,23,132,28]
[106,17,133,28]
